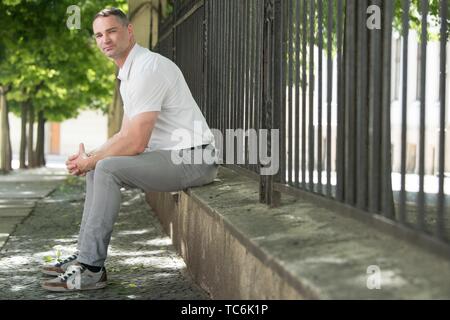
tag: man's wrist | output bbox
[88,152,101,169]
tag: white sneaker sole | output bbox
[41,269,62,277]
[41,281,108,292]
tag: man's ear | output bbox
[127,24,133,37]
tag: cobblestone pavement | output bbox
[0,176,210,300]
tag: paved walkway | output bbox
[0,168,209,300]
[0,168,67,249]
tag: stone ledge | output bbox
[146,166,450,299]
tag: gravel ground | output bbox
[0,176,210,300]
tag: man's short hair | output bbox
[93,7,129,26]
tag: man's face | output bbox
[93,16,132,59]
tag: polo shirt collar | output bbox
[117,43,140,81]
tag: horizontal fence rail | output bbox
[154,0,450,249]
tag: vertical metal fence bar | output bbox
[272,0,282,206]
[288,0,294,185]
[222,2,228,141]
[239,0,244,165]
[203,3,208,122]
[253,0,258,174]
[381,0,395,218]
[344,0,356,205]
[295,0,301,188]
[209,1,214,131]
[198,10,202,110]
[257,0,264,175]
[301,0,308,189]
[326,0,333,198]
[193,13,198,110]
[211,0,216,131]
[236,0,241,162]
[356,0,368,210]
[280,0,287,184]
[214,1,219,145]
[192,11,197,109]
[173,4,177,63]
[399,0,410,225]
[317,0,323,194]
[279,1,291,184]
[241,0,246,170]
[233,0,238,163]
[356,0,368,209]
[198,5,202,111]
[224,1,233,162]
[308,0,315,192]
[225,0,231,163]
[219,1,224,160]
[437,0,448,239]
[238,0,244,166]
[244,0,250,170]
[206,0,212,129]
[260,0,267,202]
[254,1,259,173]
[200,7,205,112]
[231,0,237,164]
[251,0,257,173]
[335,0,344,201]
[368,0,382,212]
[214,1,218,134]
[417,0,429,231]
[261,0,275,204]
[214,1,218,132]
[246,1,250,169]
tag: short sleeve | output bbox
[128,68,169,117]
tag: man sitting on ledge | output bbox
[41,7,218,292]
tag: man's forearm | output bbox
[88,133,141,168]
[87,133,121,156]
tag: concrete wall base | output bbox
[145,191,311,299]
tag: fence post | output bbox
[203,0,209,114]
[260,0,281,207]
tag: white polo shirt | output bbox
[118,43,215,151]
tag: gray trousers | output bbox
[76,147,218,266]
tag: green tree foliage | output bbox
[0,0,128,121]
[0,0,128,171]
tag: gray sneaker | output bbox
[41,253,79,276]
[41,264,107,292]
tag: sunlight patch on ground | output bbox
[116,229,152,236]
[132,238,172,247]
[301,255,348,266]
[118,256,185,270]
[52,238,78,244]
[0,256,29,270]
[107,249,166,257]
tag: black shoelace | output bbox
[55,254,77,267]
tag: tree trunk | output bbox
[6,100,12,171]
[28,102,36,168]
[20,101,28,169]
[108,74,123,138]
[0,85,12,173]
[35,110,46,167]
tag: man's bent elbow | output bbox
[121,135,146,155]
[133,143,147,155]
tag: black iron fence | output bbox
[154,0,450,251]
